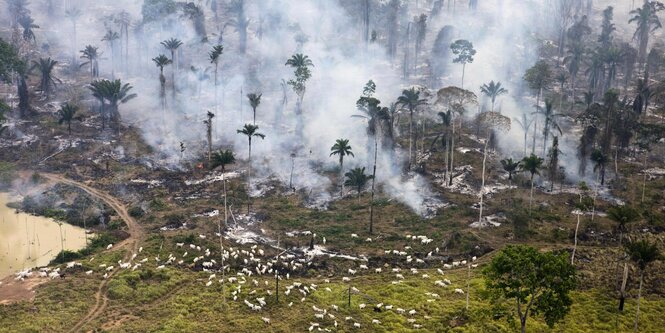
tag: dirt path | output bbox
[40,173,144,333]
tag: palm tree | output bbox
[629,1,663,69]
[624,239,661,332]
[30,58,60,99]
[564,41,585,105]
[209,45,223,113]
[80,45,100,82]
[604,47,624,92]
[161,38,183,96]
[524,60,552,154]
[534,99,563,156]
[152,54,172,112]
[229,0,249,54]
[285,53,314,68]
[330,138,354,197]
[396,88,427,169]
[65,8,81,66]
[247,92,262,124]
[521,154,543,212]
[237,124,265,212]
[210,149,235,244]
[500,158,520,184]
[438,110,453,180]
[344,167,374,203]
[480,81,507,112]
[102,30,119,78]
[513,113,533,157]
[607,205,640,245]
[591,149,608,185]
[18,15,38,43]
[57,103,81,136]
[87,79,136,131]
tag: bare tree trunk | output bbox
[634,272,643,333]
[369,136,377,234]
[478,132,489,225]
[641,152,647,203]
[448,119,456,186]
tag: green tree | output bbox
[524,60,553,154]
[152,54,172,111]
[18,15,38,43]
[624,239,661,332]
[88,79,136,131]
[237,124,265,212]
[591,149,608,185]
[330,138,354,197]
[30,57,60,99]
[210,149,235,251]
[344,167,373,203]
[285,53,313,137]
[479,80,507,112]
[80,45,100,82]
[500,158,520,184]
[246,92,262,125]
[450,39,476,88]
[57,103,82,136]
[161,38,183,97]
[483,245,577,333]
[102,30,120,78]
[629,1,664,69]
[396,87,427,170]
[521,154,544,212]
[607,205,640,245]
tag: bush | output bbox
[50,250,82,265]
[128,206,145,218]
[510,209,531,240]
[149,198,167,211]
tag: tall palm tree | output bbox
[500,158,520,184]
[591,149,608,185]
[285,53,314,133]
[330,138,354,197]
[396,88,427,169]
[523,60,552,154]
[18,15,38,43]
[521,154,543,213]
[161,38,183,96]
[30,58,60,99]
[344,167,374,203]
[624,239,661,333]
[80,45,100,82]
[87,79,136,131]
[534,99,563,156]
[209,44,223,114]
[479,80,507,112]
[229,0,249,54]
[246,92,261,124]
[564,41,585,105]
[285,53,314,68]
[210,149,235,251]
[237,124,265,212]
[57,103,81,136]
[513,113,533,157]
[629,1,663,69]
[152,54,172,112]
[604,47,624,92]
[65,8,81,66]
[607,205,640,245]
[102,30,119,78]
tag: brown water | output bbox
[0,193,88,279]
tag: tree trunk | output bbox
[340,158,344,198]
[449,119,456,186]
[529,173,535,213]
[572,194,581,265]
[461,63,466,88]
[532,89,541,154]
[634,272,643,333]
[478,132,489,225]
[619,262,628,311]
[641,152,647,203]
[247,138,252,214]
[369,136,377,234]
[409,109,414,170]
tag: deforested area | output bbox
[1,0,665,332]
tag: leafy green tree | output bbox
[521,154,544,212]
[624,239,661,332]
[88,79,136,131]
[285,53,313,137]
[500,158,520,184]
[237,124,265,212]
[513,113,533,157]
[80,45,100,82]
[330,138,354,197]
[607,205,640,245]
[102,30,119,78]
[210,149,235,247]
[450,39,476,88]
[524,60,553,154]
[480,80,507,112]
[152,54,172,111]
[30,57,60,99]
[161,38,183,97]
[629,1,664,68]
[483,245,576,333]
[591,149,608,185]
[246,92,261,124]
[57,103,82,136]
[18,15,38,43]
[396,87,427,169]
[344,167,373,203]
